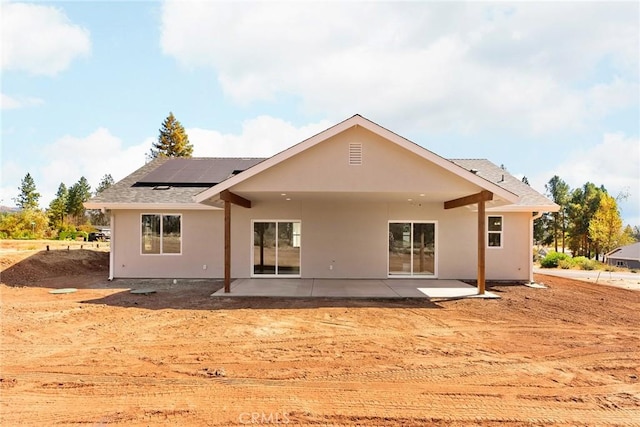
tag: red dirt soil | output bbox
[1,245,639,426]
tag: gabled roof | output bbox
[87,114,558,212]
[194,114,520,206]
[605,242,640,260]
[451,159,558,211]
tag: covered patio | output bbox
[211,278,500,299]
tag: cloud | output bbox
[188,115,332,158]
[1,93,44,110]
[0,160,24,207]
[35,128,149,206]
[531,133,640,225]
[2,116,331,207]
[160,2,639,134]
[1,2,91,75]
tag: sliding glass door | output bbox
[253,221,301,276]
[388,222,436,276]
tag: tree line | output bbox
[0,173,114,239]
[535,175,638,260]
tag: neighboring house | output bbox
[85,114,558,292]
[605,242,640,269]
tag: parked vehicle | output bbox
[88,232,107,242]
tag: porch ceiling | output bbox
[202,190,512,208]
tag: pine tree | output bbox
[89,174,115,226]
[567,183,604,257]
[545,175,570,253]
[15,173,41,211]
[521,176,530,186]
[47,183,69,229]
[149,112,193,159]
[67,177,92,224]
[95,174,114,195]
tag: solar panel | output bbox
[137,158,265,186]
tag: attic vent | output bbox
[349,143,362,165]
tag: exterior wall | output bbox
[230,201,532,281]
[232,126,480,196]
[112,209,223,278]
[485,211,531,281]
[607,258,640,269]
[111,204,531,281]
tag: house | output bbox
[85,114,558,294]
[605,242,640,269]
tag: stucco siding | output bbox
[485,212,531,281]
[112,209,223,278]
[228,201,530,281]
[232,126,479,197]
[111,204,531,281]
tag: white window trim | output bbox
[487,215,503,249]
[251,219,302,278]
[140,213,183,256]
[387,220,438,278]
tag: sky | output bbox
[1,1,639,225]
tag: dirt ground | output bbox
[1,243,639,426]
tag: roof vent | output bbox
[470,168,479,174]
[153,185,171,190]
[349,143,362,165]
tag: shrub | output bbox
[558,259,573,269]
[540,251,570,268]
[573,256,597,270]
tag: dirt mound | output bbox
[0,249,109,286]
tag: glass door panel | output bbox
[388,223,411,275]
[277,222,300,275]
[412,223,435,275]
[254,222,276,274]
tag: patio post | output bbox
[220,190,252,293]
[478,199,486,295]
[444,190,493,295]
[224,199,231,293]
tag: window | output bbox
[615,260,625,267]
[253,221,301,276]
[488,216,502,248]
[388,222,436,276]
[141,214,181,254]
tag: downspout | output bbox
[109,211,114,281]
[530,211,543,284]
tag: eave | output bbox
[83,202,221,211]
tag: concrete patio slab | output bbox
[219,278,313,297]
[416,281,500,299]
[312,279,399,297]
[211,278,500,300]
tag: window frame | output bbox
[251,219,302,277]
[140,213,182,256]
[387,220,438,278]
[487,215,503,249]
